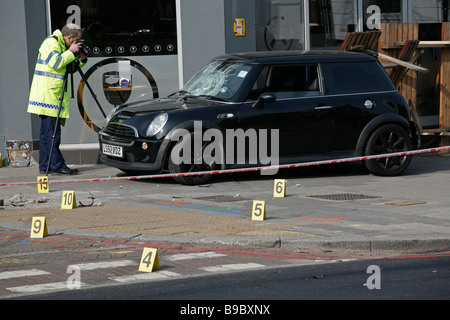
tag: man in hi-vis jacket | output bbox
[28,24,88,175]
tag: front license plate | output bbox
[102,144,123,158]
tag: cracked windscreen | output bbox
[179,61,253,101]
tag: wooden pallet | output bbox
[409,100,450,136]
[340,30,381,51]
[341,28,448,137]
[340,31,425,85]
[388,40,420,87]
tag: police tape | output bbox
[1,146,449,187]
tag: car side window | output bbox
[321,61,395,95]
[247,64,321,100]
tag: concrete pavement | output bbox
[1,152,450,255]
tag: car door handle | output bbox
[315,105,333,110]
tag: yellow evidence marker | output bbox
[30,217,48,238]
[61,191,77,209]
[252,200,266,221]
[37,176,49,193]
[273,179,286,197]
[139,248,160,272]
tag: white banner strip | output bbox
[1,146,449,187]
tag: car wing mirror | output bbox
[252,93,276,109]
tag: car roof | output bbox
[213,50,378,64]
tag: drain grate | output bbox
[308,193,380,201]
[193,195,251,203]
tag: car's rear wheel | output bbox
[364,124,413,176]
[168,132,218,185]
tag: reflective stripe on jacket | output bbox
[27,29,86,120]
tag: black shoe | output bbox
[52,167,79,175]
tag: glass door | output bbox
[255,0,306,51]
[309,0,358,50]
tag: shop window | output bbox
[411,0,450,23]
[49,0,177,57]
[362,0,402,30]
[309,0,357,50]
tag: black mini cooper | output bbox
[99,50,419,185]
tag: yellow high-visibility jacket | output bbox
[27,29,86,122]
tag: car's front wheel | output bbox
[168,132,218,185]
[364,124,413,176]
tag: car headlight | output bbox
[146,113,168,137]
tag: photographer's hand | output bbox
[69,41,82,54]
[79,49,89,61]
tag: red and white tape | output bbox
[1,146,449,187]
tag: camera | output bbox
[76,39,92,56]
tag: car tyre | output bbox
[364,124,413,176]
[168,132,218,185]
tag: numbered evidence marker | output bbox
[61,191,77,209]
[139,248,160,273]
[273,179,286,197]
[37,176,49,193]
[252,200,266,221]
[30,217,48,238]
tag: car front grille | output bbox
[103,123,138,139]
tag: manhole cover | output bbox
[308,193,380,201]
[193,195,251,203]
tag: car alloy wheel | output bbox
[364,124,413,176]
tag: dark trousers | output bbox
[39,115,66,172]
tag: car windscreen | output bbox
[180,61,253,101]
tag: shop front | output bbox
[45,0,178,163]
[0,0,448,166]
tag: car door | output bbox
[232,64,339,164]
[320,61,399,152]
